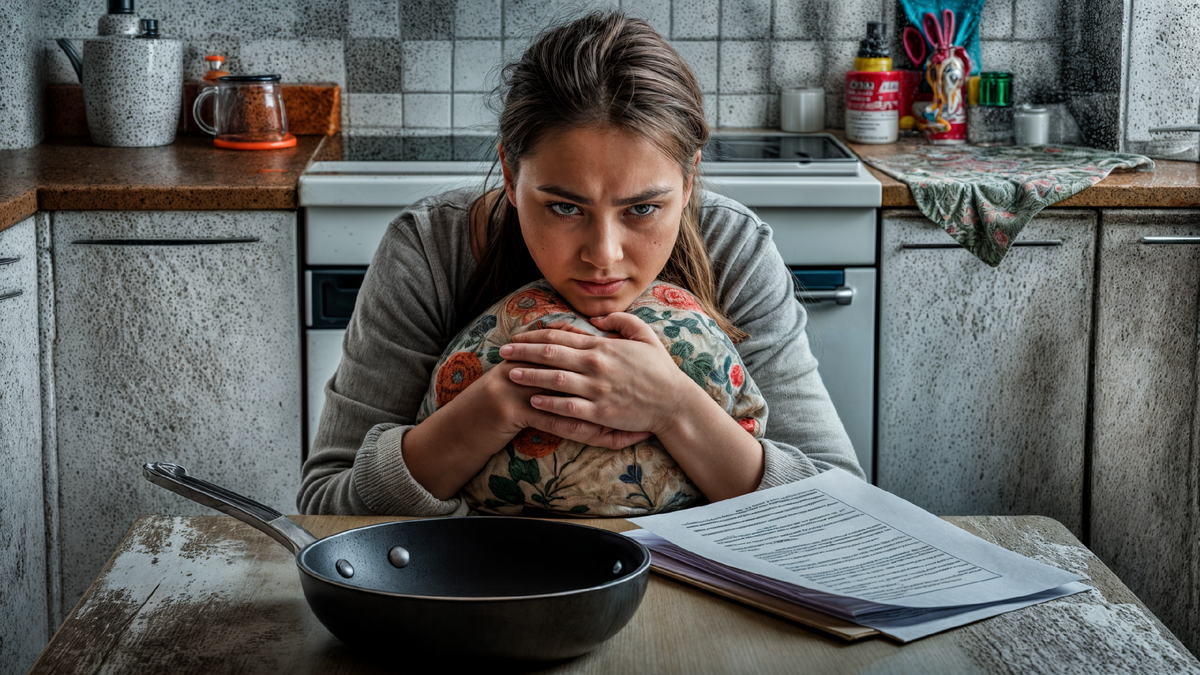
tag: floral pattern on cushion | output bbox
[414,279,768,517]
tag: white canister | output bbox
[780,87,825,133]
[1013,105,1051,146]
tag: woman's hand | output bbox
[482,359,653,450]
[403,354,653,500]
[502,313,766,501]
[502,313,696,439]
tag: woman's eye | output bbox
[549,203,580,216]
[629,204,658,217]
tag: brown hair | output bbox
[461,10,748,343]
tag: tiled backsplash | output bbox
[0,0,1188,154]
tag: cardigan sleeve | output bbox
[700,197,865,486]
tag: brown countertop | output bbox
[0,135,324,232]
[842,136,1200,208]
[5,131,1199,235]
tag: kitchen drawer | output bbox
[751,207,876,266]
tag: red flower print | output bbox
[730,364,744,387]
[994,230,1009,248]
[1044,147,1062,153]
[738,418,756,435]
[652,284,704,312]
[512,428,563,458]
[947,226,957,234]
[506,289,572,323]
[436,352,482,407]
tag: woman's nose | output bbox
[581,215,624,268]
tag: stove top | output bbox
[334,131,858,168]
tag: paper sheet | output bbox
[626,468,1087,640]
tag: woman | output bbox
[298,11,863,517]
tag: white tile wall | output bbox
[454,40,503,91]
[347,93,405,127]
[672,41,719,92]
[1014,0,1063,40]
[456,0,504,38]
[348,0,402,38]
[404,93,452,127]
[453,92,499,128]
[770,41,823,91]
[672,0,719,39]
[721,0,771,40]
[402,41,454,91]
[719,41,770,94]
[718,94,776,128]
[240,39,347,85]
[980,0,1014,39]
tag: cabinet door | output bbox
[51,211,301,618]
[0,216,48,675]
[1092,210,1200,655]
[878,210,1095,537]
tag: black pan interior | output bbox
[298,517,648,597]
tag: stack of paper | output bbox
[625,469,1090,642]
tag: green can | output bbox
[979,72,1013,107]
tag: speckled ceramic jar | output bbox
[78,34,182,147]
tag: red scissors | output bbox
[903,9,957,66]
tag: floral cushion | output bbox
[415,279,768,517]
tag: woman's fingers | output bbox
[589,312,658,343]
[508,366,590,396]
[523,408,651,450]
[510,327,596,348]
[500,334,592,368]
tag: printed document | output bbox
[626,469,1089,641]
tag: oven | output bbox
[300,132,881,481]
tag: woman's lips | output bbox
[575,278,627,296]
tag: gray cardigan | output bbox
[297,188,864,516]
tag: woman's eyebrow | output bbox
[535,185,674,206]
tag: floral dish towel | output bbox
[415,279,768,517]
[859,145,1154,266]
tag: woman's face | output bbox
[501,124,697,317]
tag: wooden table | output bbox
[29,515,1200,674]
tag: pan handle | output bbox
[143,462,318,554]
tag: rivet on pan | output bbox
[612,561,624,575]
[388,546,411,568]
[335,559,354,578]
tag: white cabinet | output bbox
[50,211,302,618]
[877,210,1096,537]
[0,216,48,675]
[1091,210,1200,655]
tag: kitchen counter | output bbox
[0,135,323,231]
[4,131,1197,235]
[28,514,1199,674]
[842,136,1200,208]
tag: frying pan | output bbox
[142,462,651,661]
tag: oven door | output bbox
[793,268,877,483]
[305,269,364,450]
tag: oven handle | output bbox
[900,239,1063,249]
[796,287,853,306]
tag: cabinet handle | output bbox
[70,237,260,246]
[1140,236,1200,245]
[0,289,23,303]
[0,256,20,267]
[796,288,854,306]
[901,240,1063,250]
